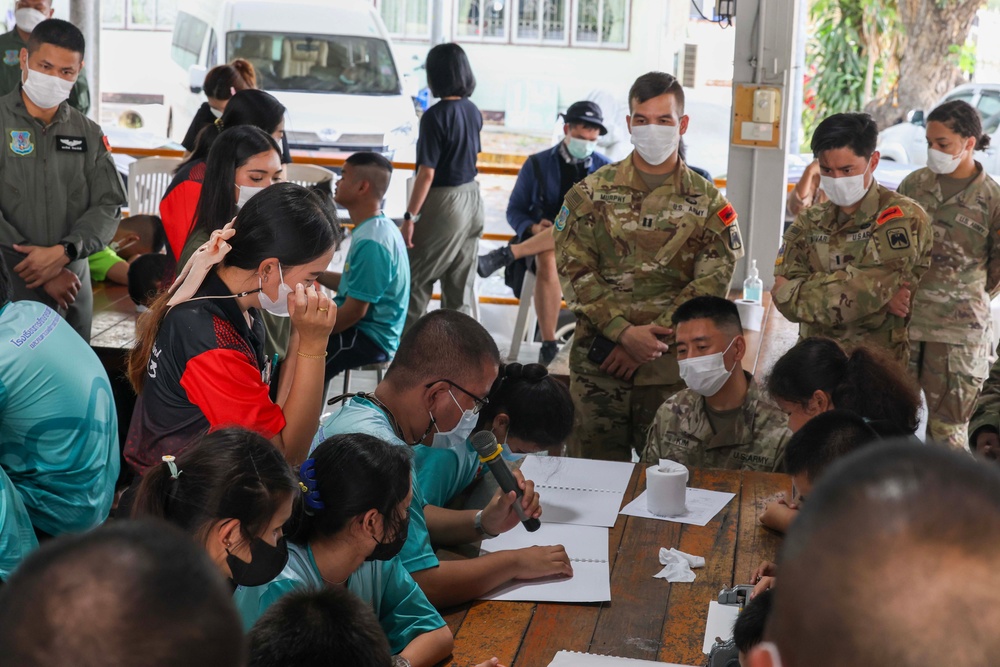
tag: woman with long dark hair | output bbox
[401,43,485,331]
[125,183,342,473]
[160,89,288,259]
[181,58,258,153]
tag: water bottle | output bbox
[743,259,763,303]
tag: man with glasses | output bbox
[642,296,790,471]
[313,309,572,609]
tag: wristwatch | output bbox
[403,211,420,223]
[60,242,78,262]
[475,509,499,538]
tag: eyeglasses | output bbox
[425,379,489,414]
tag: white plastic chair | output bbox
[506,270,538,362]
[127,157,183,216]
[284,163,336,188]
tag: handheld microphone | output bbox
[470,430,541,532]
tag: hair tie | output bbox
[299,459,325,512]
[161,455,182,480]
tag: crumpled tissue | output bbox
[653,547,705,582]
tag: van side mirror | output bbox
[188,65,208,94]
[906,109,925,126]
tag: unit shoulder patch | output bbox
[717,203,737,226]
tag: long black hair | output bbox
[191,125,280,239]
[181,89,286,169]
[131,427,297,544]
[128,183,342,392]
[290,433,411,545]
[477,362,573,448]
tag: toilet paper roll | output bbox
[646,460,688,517]
[735,299,765,332]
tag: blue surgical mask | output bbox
[499,422,528,461]
[566,136,597,160]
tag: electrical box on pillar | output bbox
[731,84,783,149]
[715,0,736,21]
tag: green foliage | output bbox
[803,0,899,143]
[949,40,977,78]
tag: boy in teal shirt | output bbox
[319,152,410,382]
[0,254,119,536]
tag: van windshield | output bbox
[226,32,401,95]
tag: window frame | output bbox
[512,0,571,46]
[569,0,630,50]
[454,0,513,43]
[102,0,177,31]
[375,0,433,42]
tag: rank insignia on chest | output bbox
[9,130,32,156]
[641,216,653,228]
[717,203,737,226]
[877,206,904,225]
[3,50,18,66]
[887,227,910,249]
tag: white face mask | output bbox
[430,391,479,452]
[629,123,679,166]
[565,136,597,160]
[236,184,266,210]
[14,7,47,33]
[677,338,736,397]
[21,66,74,110]
[257,264,293,317]
[927,146,965,175]
[819,160,872,208]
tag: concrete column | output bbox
[724,0,799,289]
[69,0,99,121]
[430,0,446,44]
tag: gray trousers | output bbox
[404,181,484,333]
[2,245,92,342]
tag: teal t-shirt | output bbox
[0,302,119,535]
[412,442,480,508]
[87,247,125,282]
[232,542,445,654]
[334,214,410,355]
[313,398,438,573]
[0,464,37,581]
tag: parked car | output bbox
[877,83,1000,169]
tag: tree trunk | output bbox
[865,0,982,129]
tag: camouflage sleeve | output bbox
[554,183,632,341]
[986,194,1000,298]
[970,342,1000,439]
[656,201,742,327]
[773,211,931,326]
[642,402,681,464]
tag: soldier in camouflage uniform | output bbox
[643,296,789,471]
[897,101,1000,450]
[554,73,743,461]
[773,113,932,367]
[970,340,1000,457]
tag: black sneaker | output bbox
[477,245,515,277]
[539,340,559,365]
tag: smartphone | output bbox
[587,335,616,365]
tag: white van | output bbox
[167,0,418,161]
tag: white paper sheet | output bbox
[547,650,696,667]
[479,523,610,602]
[619,488,736,527]
[702,601,741,653]
[520,456,634,528]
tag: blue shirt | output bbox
[232,542,445,654]
[0,302,119,535]
[335,214,410,355]
[0,464,37,581]
[314,398,439,573]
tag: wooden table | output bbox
[441,467,788,667]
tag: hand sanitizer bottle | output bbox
[743,259,763,303]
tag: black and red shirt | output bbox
[159,159,206,261]
[125,271,286,474]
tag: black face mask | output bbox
[365,512,410,562]
[227,536,289,587]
